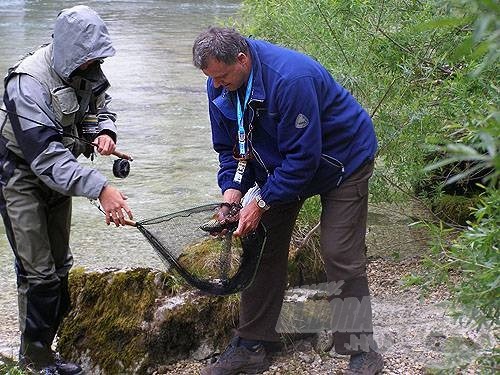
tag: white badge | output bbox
[233,160,247,183]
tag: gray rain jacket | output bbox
[0,5,117,199]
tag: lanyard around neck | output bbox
[236,69,254,157]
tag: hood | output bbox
[52,5,115,80]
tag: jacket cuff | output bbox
[97,119,117,142]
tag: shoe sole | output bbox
[237,364,270,374]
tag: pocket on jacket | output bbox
[51,86,79,126]
[320,154,345,186]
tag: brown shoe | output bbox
[201,337,269,375]
[345,351,384,374]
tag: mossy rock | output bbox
[432,194,480,225]
[57,225,327,373]
[57,267,238,374]
[288,227,327,287]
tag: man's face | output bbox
[78,58,101,71]
[202,53,250,92]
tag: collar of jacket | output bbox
[211,38,266,121]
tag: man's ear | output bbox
[237,52,249,66]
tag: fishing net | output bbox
[130,203,266,296]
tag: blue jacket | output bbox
[207,39,377,205]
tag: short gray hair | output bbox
[192,27,249,70]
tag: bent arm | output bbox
[4,74,107,198]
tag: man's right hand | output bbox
[223,188,243,204]
[98,185,133,226]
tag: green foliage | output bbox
[419,188,499,371]
[238,0,498,202]
[402,273,424,287]
[0,366,25,375]
[296,196,321,228]
[448,188,499,328]
[425,130,499,188]
[431,193,480,226]
[237,0,499,370]
[421,0,500,338]
[0,355,26,375]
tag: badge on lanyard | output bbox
[234,160,246,183]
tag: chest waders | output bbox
[0,45,108,368]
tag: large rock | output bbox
[57,227,327,374]
[57,267,238,374]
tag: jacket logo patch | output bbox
[295,113,309,128]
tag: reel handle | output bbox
[91,142,134,161]
[112,149,134,162]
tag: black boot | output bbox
[54,353,83,375]
[20,344,83,375]
[19,337,54,370]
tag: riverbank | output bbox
[0,260,494,374]
[0,203,495,374]
[156,257,493,374]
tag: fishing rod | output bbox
[0,106,132,177]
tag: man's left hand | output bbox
[234,199,264,237]
[94,134,116,155]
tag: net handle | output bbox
[124,219,137,226]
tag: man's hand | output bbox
[234,199,264,237]
[94,134,116,155]
[200,203,241,236]
[99,185,133,226]
[223,188,243,204]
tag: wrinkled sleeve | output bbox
[4,74,107,198]
[96,92,117,142]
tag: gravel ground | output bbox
[153,257,496,375]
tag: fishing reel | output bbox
[113,158,130,178]
[81,114,132,179]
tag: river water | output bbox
[0,0,240,356]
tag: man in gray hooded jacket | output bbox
[0,5,132,373]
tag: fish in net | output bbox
[125,203,266,296]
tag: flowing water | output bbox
[0,0,240,356]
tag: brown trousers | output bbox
[237,161,375,355]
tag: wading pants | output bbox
[237,161,375,355]
[0,164,73,367]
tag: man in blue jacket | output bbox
[193,27,383,375]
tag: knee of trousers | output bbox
[322,255,368,282]
[17,269,65,289]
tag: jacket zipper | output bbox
[247,98,270,176]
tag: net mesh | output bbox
[133,203,266,295]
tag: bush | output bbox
[236,0,499,370]
[238,0,497,203]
